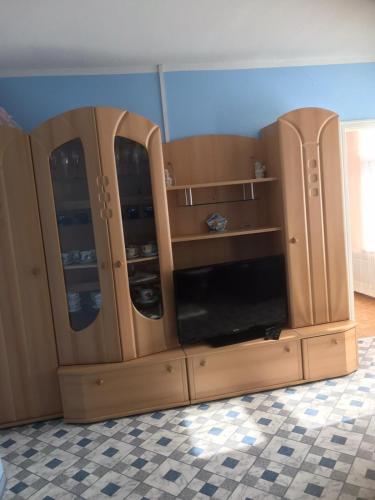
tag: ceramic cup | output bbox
[62,252,73,266]
[126,245,139,259]
[67,292,81,312]
[90,291,102,309]
[80,249,96,263]
[126,205,139,219]
[137,287,155,303]
[141,242,157,256]
[143,205,154,218]
[70,250,81,263]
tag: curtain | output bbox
[351,128,375,297]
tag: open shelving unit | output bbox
[163,135,284,270]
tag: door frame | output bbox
[340,119,375,320]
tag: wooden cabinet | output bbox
[31,107,176,365]
[31,108,122,365]
[262,108,350,328]
[0,127,61,427]
[58,349,189,422]
[94,108,177,358]
[185,336,303,402]
[302,328,358,380]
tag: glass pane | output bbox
[115,137,163,319]
[50,139,101,331]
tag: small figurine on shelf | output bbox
[164,162,175,187]
[254,160,267,178]
[206,213,228,232]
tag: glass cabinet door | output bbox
[114,137,163,319]
[50,138,102,331]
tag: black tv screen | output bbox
[173,254,288,344]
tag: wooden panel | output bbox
[30,108,121,365]
[278,107,350,328]
[165,134,281,269]
[278,119,313,327]
[294,320,356,339]
[163,135,263,186]
[185,339,302,401]
[94,107,178,358]
[173,231,283,270]
[302,328,358,380]
[319,117,349,321]
[0,127,61,426]
[58,349,189,422]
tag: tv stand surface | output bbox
[208,325,282,347]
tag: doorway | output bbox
[342,121,375,337]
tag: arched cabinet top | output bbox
[278,107,339,145]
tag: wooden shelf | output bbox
[127,256,158,264]
[64,263,97,270]
[68,281,99,293]
[167,177,278,191]
[171,226,282,243]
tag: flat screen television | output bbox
[173,254,288,345]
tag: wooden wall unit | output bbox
[0,127,61,427]
[261,108,350,328]
[0,107,357,426]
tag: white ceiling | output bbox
[1,0,375,76]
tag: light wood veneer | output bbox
[0,127,62,427]
[58,348,189,423]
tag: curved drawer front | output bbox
[59,355,189,422]
[302,328,358,380]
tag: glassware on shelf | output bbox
[164,162,175,187]
[114,136,164,320]
[50,138,102,331]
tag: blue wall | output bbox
[0,63,374,140]
[0,73,163,132]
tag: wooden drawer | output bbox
[186,340,303,402]
[58,349,189,422]
[302,328,358,380]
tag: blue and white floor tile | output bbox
[1,337,375,499]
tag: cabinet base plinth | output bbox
[57,322,358,424]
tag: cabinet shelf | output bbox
[167,177,278,191]
[64,263,97,270]
[127,256,158,264]
[171,226,282,243]
[67,281,100,293]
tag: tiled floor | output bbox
[1,336,375,499]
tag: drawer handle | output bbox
[200,359,206,367]
[332,339,339,345]
[114,260,123,269]
[96,378,104,386]
[166,365,174,373]
[289,237,298,244]
[284,346,291,353]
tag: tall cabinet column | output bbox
[94,108,178,357]
[277,107,349,328]
[31,108,122,365]
[0,127,61,426]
